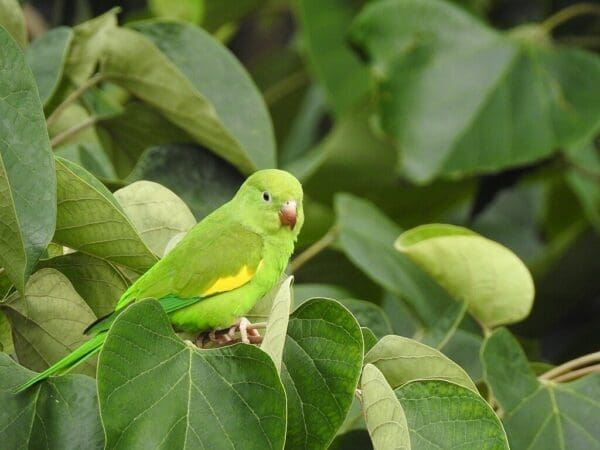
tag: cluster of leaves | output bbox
[0,0,599,449]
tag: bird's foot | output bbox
[227,317,262,344]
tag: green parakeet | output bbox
[16,169,304,392]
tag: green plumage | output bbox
[16,169,304,392]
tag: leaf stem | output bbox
[539,351,600,380]
[552,363,600,383]
[542,3,600,34]
[263,71,309,106]
[46,73,104,128]
[50,116,98,147]
[289,226,339,274]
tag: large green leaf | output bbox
[133,21,275,170]
[364,335,477,392]
[114,181,197,257]
[351,0,600,182]
[54,157,157,271]
[261,277,293,372]
[127,144,243,220]
[295,0,370,115]
[25,27,73,105]
[482,328,600,449]
[282,298,363,449]
[0,0,26,47]
[38,253,128,317]
[0,353,103,450]
[0,27,56,293]
[396,380,509,449]
[0,311,13,353]
[396,224,534,327]
[335,194,455,326]
[1,269,97,375]
[97,299,286,450]
[99,23,272,174]
[361,364,410,450]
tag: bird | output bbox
[15,168,304,392]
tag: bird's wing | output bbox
[117,220,264,308]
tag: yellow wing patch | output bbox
[201,260,264,296]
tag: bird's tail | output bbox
[14,333,106,393]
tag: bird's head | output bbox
[235,169,304,240]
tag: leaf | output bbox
[99,23,272,173]
[114,181,197,257]
[395,223,535,327]
[338,298,393,339]
[482,327,600,449]
[351,0,600,182]
[282,298,363,449]
[127,143,243,220]
[295,0,370,115]
[54,157,158,272]
[0,26,56,292]
[293,282,354,305]
[0,353,104,450]
[25,27,73,105]
[134,21,276,170]
[0,311,13,353]
[1,269,97,375]
[0,0,26,47]
[364,335,477,392]
[97,299,286,450]
[38,253,128,317]
[149,0,204,22]
[361,364,410,450]
[63,9,117,85]
[361,327,377,354]
[396,379,509,449]
[97,102,192,179]
[335,194,455,326]
[261,277,293,372]
[419,300,467,349]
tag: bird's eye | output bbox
[262,191,272,202]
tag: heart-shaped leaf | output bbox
[0,353,103,450]
[281,298,363,449]
[396,379,509,449]
[97,299,287,450]
[364,335,477,392]
[0,26,56,292]
[361,363,410,450]
[114,181,197,257]
[54,157,157,272]
[1,269,97,375]
[482,328,600,449]
[351,0,600,182]
[396,224,534,327]
[0,0,26,47]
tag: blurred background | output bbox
[20,0,600,364]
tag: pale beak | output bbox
[279,200,297,230]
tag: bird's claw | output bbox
[195,317,262,347]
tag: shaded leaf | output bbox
[114,181,197,257]
[482,327,600,449]
[25,27,73,105]
[293,282,354,305]
[38,253,128,317]
[0,353,103,450]
[0,0,26,47]
[361,364,410,450]
[127,144,243,220]
[364,335,477,392]
[54,157,158,271]
[295,0,370,115]
[335,194,455,326]
[0,311,13,353]
[1,269,97,375]
[149,0,204,22]
[97,299,286,450]
[0,27,56,292]
[396,224,535,327]
[261,277,293,372]
[339,298,393,339]
[361,327,377,354]
[351,0,600,182]
[396,379,509,449]
[282,298,363,449]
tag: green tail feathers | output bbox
[14,333,106,393]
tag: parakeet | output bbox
[16,169,304,392]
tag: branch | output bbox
[50,116,98,148]
[539,351,600,380]
[542,3,600,34]
[46,73,104,128]
[289,226,339,274]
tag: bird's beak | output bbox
[279,200,297,230]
